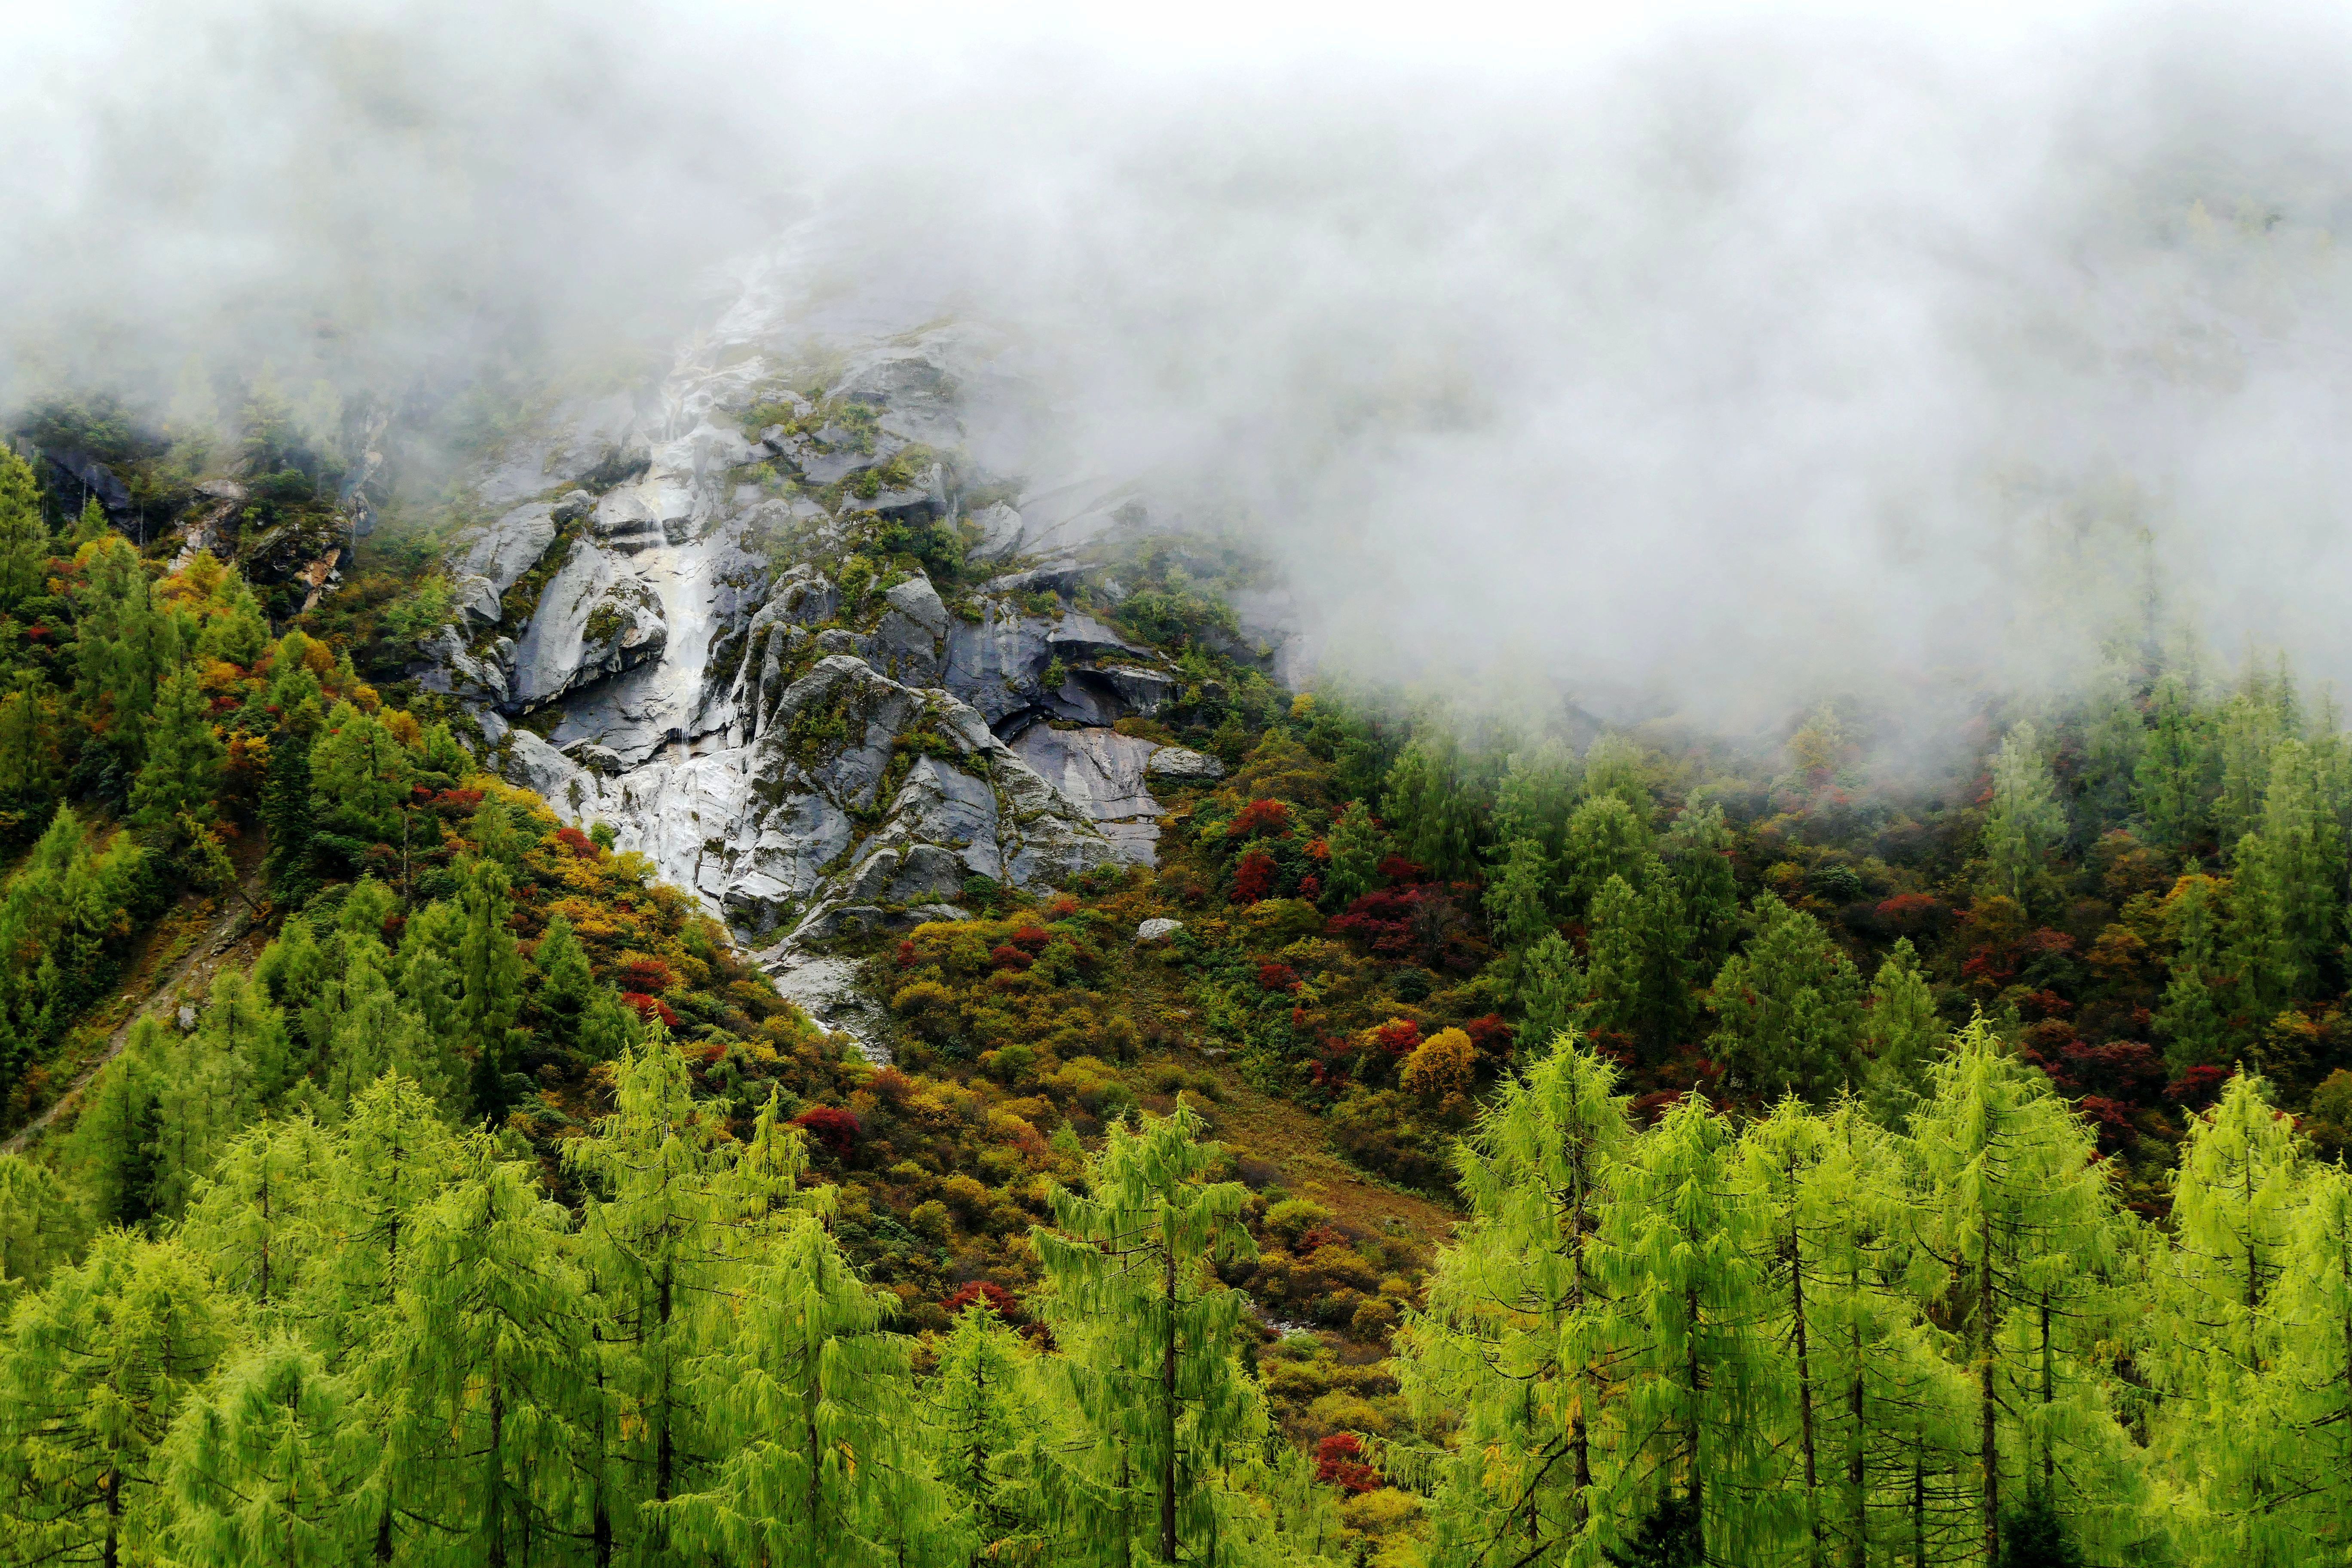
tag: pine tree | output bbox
[1582,735,1651,823]
[457,857,528,1126]
[1515,932,1588,1060]
[562,1042,741,1548]
[2133,672,2211,855]
[1983,723,2067,908]
[663,1101,940,1568]
[1383,735,1484,879]
[1661,803,1739,967]
[128,662,224,835]
[262,718,318,897]
[1493,739,1580,863]
[0,1232,231,1568]
[1705,894,1865,1102]
[197,965,298,1115]
[1590,1091,1780,1560]
[2156,871,2232,1074]
[71,535,168,792]
[0,448,46,616]
[1033,1104,1265,1566]
[1398,1032,1633,1567]
[165,1341,356,1567]
[1562,796,1653,918]
[1910,1016,2137,1563]
[1862,938,1945,1123]
[1322,800,1390,908]
[1584,869,1692,1052]
[532,912,594,1049]
[309,698,414,851]
[1484,836,1556,951]
[401,1137,587,1567]
[0,1152,89,1308]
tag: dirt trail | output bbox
[2,862,267,1158]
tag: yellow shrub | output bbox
[1399,1028,1475,1101]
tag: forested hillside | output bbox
[6,380,2352,1568]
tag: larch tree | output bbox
[1590,1091,1779,1563]
[0,1153,88,1310]
[127,662,223,837]
[1704,894,1865,1104]
[401,1137,587,1568]
[303,1072,465,1564]
[562,1041,744,1553]
[1861,938,1945,1124]
[1981,723,2067,909]
[1032,1104,1265,1568]
[1396,1030,1634,1568]
[1909,1015,2138,1565]
[2154,1072,2309,1564]
[0,1232,232,1568]
[165,1340,356,1568]
[2132,672,2211,856]
[456,856,528,1127]
[177,1115,333,1336]
[925,1299,1053,1568]
[662,1104,940,1568]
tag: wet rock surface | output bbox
[430,260,1292,995]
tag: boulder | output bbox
[455,502,559,602]
[1136,918,1183,943]
[1147,747,1226,781]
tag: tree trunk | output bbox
[1787,1187,1822,1567]
[2038,1292,2055,1498]
[1685,1283,1704,1549]
[487,1385,508,1568]
[102,1464,120,1568]
[1979,1213,1999,1567]
[1161,1245,1179,1564]
[657,1260,674,1504]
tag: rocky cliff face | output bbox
[422,279,1260,964]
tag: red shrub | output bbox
[869,1066,915,1106]
[1256,961,1299,992]
[989,944,1033,971]
[617,957,676,994]
[431,788,486,815]
[1296,873,1321,900]
[793,1106,861,1159]
[895,940,918,969]
[1305,836,1330,862]
[1314,1433,1380,1494]
[1043,892,1081,919]
[1295,1222,1351,1255]
[1375,853,1427,885]
[2076,1095,2138,1153]
[1232,849,1277,904]
[1873,892,1948,933]
[1370,1019,1422,1058]
[620,992,678,1027]
[1227,799,1292,840]
[554,826,599,858]
[1009,924,1053,954]
[943,1280,1025,1322]
[1462,1014,1516,1058]
[2019,989,2073,1020]
[2166,1065,2232,1110]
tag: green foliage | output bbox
[1983,722,2067,907]
[1705,893,1865,1102]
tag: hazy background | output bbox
[9,0,2352,725]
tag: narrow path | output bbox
[1,861,267,1158]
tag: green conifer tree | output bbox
[128,663,224,836]
[0,1233,231,1568]
[1398,1032,1633,1566]
[1033,1105,1265,1566]
[1862,938,1945,1122]
[1983,723,2067,908]
[1705,894,1865,1102]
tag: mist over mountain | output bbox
[12,1,2352,722]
